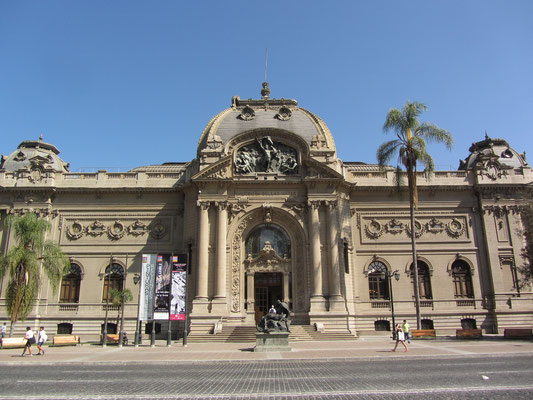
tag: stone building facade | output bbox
[1,87,532,339]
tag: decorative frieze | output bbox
[446,218,465,238]
[483,205,521,216]
[231,215,253,312]
[359,214,470,242]
[61,216,170,243]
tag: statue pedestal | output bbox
[254,332,291,352]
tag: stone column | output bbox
[212,201,228,313]
[327,200,344,311]
[283,272,290,304]
[193,201,210,313]
[245,272,256,323]
[308,200,326,312]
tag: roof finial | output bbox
[484,130,490,140]
[261,81,271,99]
[261,49,270,99]
[39,133,43,141]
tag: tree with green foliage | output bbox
[109,288,133,346]
[377,101,453,329]
[0,213,69,336]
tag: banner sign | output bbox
[170,254,188,321]
[140,254,156,321]
[153,254,171,320]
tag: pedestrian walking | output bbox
[21,326,35,357]
[1,322,6,343]
[402,319,411,344]
[268,305,276,314]
[37,326,48,355]
[392,324,408,352]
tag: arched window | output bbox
[410,261,432,299]
[102,263,124,302]
[245,224,291,258]
[57,322,73,334]
[368,261,390,300]
[60,263,82,303]
[421,319,434,330]
[461,318,477,330]
[101,322,117,334]
[452,260,474,298]
[374,320,390,331]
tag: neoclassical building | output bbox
[1,85,532,339]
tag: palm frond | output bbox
[393,165,405,190]
[377,140,402,168]
[383,109,406,136]
[417,122,453,150]
[403,101,427,129]
[2,213,68,324]
[42,241,70,293]
[420,152,435,173]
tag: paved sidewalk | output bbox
[2,337,533,364]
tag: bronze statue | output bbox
[257,300,291,333]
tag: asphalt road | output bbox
[1,354,532,399]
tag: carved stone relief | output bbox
[231,215,252,312]
[62,216,169,243]
[230,208,306,314]
[234,137,299,175]
[107,220,126,240]
[128,220,150,236]
[66,220,84,240]
[406,220,425,238]
[238,106,255,121]
[364,219,384,239]
[446,218,465,238]
[244,241,291,273]
[275,106,292,121]
[360,214,469,242]
[86,221,106,237]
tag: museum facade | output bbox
[1,85,532,340]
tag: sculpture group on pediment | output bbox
[234,137,299,175]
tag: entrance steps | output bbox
[187,324,357,343]
[187,326,256,343]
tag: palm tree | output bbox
[377,101,453,329]
[109,288,133,346]
[0,213,69,336]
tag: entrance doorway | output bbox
[254,272,283,324]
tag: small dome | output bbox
[459,135,528,170]
[197,85,336,158]
[1,139,70,173]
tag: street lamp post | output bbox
[133,273,141,347]
[102,260,113,348]
[388,269,400,338]
[118,254,128,348]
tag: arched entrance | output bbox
[244,233,292,324]
[253,272,283,323]
[229,208,308,325]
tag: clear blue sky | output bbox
[1,1,532,171]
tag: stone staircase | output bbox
[186,324,357,343]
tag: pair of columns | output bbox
[308,200,343,311]
[195,201,227,302]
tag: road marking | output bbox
[2,385,533,399]
[478,370,533,374]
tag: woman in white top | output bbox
[21,327,34,357]
[37,326,47,355]
[392,324,409,352]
